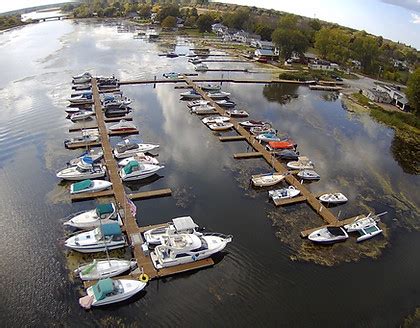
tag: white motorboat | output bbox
[65,107,85,114]
[199,83,221,91]
[65,223,126,253]
[150,233,232,269]
[69,149,103,166]
[68,94,93,104]
[343,213,384,232]
[207,91,230,99]
[72,83,91,91]
[308,227,349,244]
[70,110,94,121]
[191,104,216,114]
[73,76,92,84]
[75,259,137,281]
[319,192,348,204]
[79,278,146,309]
[143,216,202,245]
[287,157,314,170]
[255,133,283,143]
[297,169,320,180]
[268,186,300,201]
[118,153,159,166]
[70,179,112,194]
[201,116,230,124]
[208,121,233,131]
[73,72,92,80]
[64,203,122,229]
[356,224,383,242]
[215,100,236,108]
[240,120,271,128]
[113,143,159,159]
[180,90,201,99]
[102,94,131,106]
[64,134,99,148]
[187,100,209,108]
[251,172,287,187]
[56,161,106,181]
[226,109,249,117]
[119,161,164,181]
[195,63,208,71]
[108,120,137,132]
[250,126,276,135]
[189,58,202,64]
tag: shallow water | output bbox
[0,20,419,327]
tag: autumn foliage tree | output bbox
[406,68,420,114]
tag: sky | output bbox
[0,0,419,49]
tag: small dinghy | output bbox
[187,100,209,108]
[119,161,164,181]
[250,125,275,135]
[79,278,146,309]
[287,156,314,170]
[268,186,300,201]
[118,152,159,166]
[150,233,232,269]
[240,120,271,128]
[199,83,221,91]
[201,116,230,124]
[70,179,112,194]
[69,149,103,166]
[226,109,249,117]
[70,110,94,121]
[297,169,320,180]
[251,172,286,187]
[207,91,230,99]
[195,63,208,71]
[356,224,383,242]
[266,140,296,151]
[308,227,348,244]
[57,159,106,181]
[180,90,201,100]
[109,120,137,132]
[191,104,216,114]
[114,143,159,159]
[64,134,99,148]
[143,216,202,245]
[65,223,125,253]
[215,100,236,108]
[319,192,348,204]
[274,149,299,160]
[64,203,121,229]
[75,259,137,281]
[208,121,233,131]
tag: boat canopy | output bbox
[72,179,92,192]
[96,203,114,217]
[116,143,138,153]
[327,227,346,236]
[92,278,114,301]
[173,216,198,231]
[82,156,94,165]
[123,161,140,174]
[101,223,122,236]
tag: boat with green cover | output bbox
[70,179,112,194]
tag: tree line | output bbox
[0,15,25,31]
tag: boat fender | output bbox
[139,273,149,283]
[192,254,199,261]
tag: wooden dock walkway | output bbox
[233,152,263,159]
[128,188,172,200]
[273,195,307,207]
[65,141,101,149]
[120,78,309,86]
[309,85,342,91]
[219,136,247,142]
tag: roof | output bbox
[101,223,122,236]
[173,216,198,231]
[255,49,275,56]
[96,203,114,216]
[123,160,139,174]
[257,40,274,48]
[92,278,114,301]
[72,179,92,192]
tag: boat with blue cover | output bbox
[65,222,126,253]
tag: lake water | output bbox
[0,19,419,327]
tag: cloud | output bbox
[381,0,420,12]
[412,13,420,23]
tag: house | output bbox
[393,59,408,70]
[350,59,362,70]
[254,48,277,61]
[362,89,392,103]
[247,34,261,45]
[176,17,184,28]
[308,59,334,71]
[211,23,227,35]
[375,84,410,111]
[255,40,274,49]
[233,30,249,43]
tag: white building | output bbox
[375,84,410,111]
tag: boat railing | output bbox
[202,232,233,240]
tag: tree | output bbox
[314,27,351,64]
[406,68,420,114]
[277,14,298,29]
[352,33,380,74]
[156,5,179,22]
[254,24,274,41]
[196,14,214,33]
[272,28,308,59]
[161,15,177,29]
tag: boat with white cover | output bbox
[207,91,230,99]
[64,203,122,229]
[201,116,230,124]
[208,121,233,131]
[72,83,91,91]
[143,216,202,245]
[73,72,92,80]
[68,94,93,104]
[73,76,92,84]
[65,223,126,253]
[215,100,236,108]
[199,83,221,91]
[180,90,201,99]
[268,186,300,201]
[109,120,137,132]
[287,157,314,170]
[79,278,146,309]
[240,120,271,128]
[191,104,216,114]
[56,159,106,181]
[297,169,320,180]
[187,100,209,108]
[119,161,164,181]
[113,143,159,159]
[70,179,112,194]
[251,172,286,187]
[308,227,349,244]
[64,134,99,148]
[150,233,232,269]
[319,192,348,204]
[65,107,85,114]
[70,110,94,121]
[118,153,159,166]
[195,63,208,71]
[226,109,249,117]
[250,126,275,135]
[75,259,137,281]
